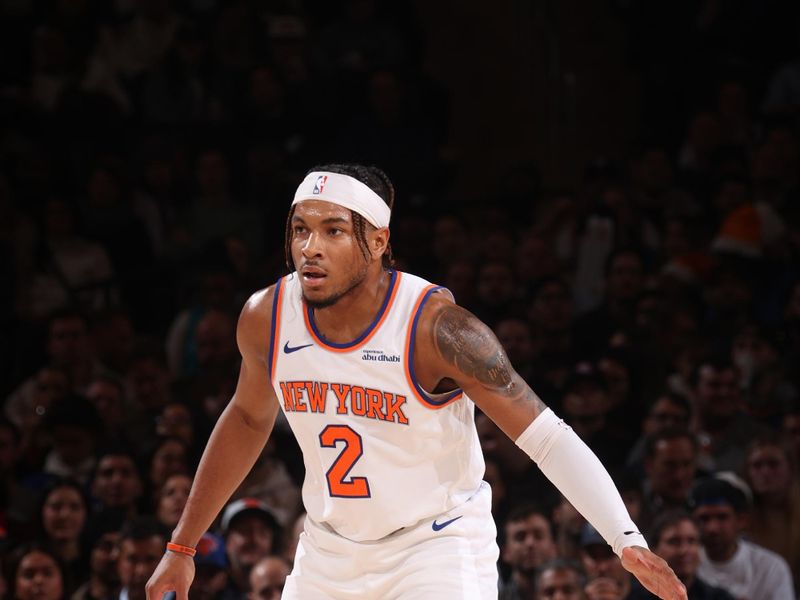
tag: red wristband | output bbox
[166,542,196,557]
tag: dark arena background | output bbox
[1,1,799,599]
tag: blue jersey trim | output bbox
[267,277,284,381]
[305,269,397,350]
[407,286,463,407]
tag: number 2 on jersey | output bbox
[319,425,371,498]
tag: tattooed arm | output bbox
[413,293,546,439]
[414,293,688,600]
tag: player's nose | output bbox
[301,232,323,257]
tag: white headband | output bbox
[291,171,391,228]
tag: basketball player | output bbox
[146,165,686,599]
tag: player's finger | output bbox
[174,586,190,600]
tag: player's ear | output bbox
[369,227,390,258]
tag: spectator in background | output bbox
[641,428,699,530]
[147,437,190,501]
[527,277,574,346]
[552,495,586,562]
[193,309,237,374]
[701,260,755,342]
[0,417,38,539]
[730,323,780,392]
[125,341,174,448]
[42,395,103,485]
[499,503,558,600]
[574,248,646,357]
[579,523,634,600]
[96,0,183,80]
[91,447,143,518]
[141,21,208,125]
[24,199,116,318]
[475,411,558,512]
[89,309,135,378]
[627,392,692,474]
[155,473,191,532]
[690,356,769,472]
[179,148,263,256]
[596,348,643,439]
[153,403,196,451]
[6,366,71,474]
[472,260,519,329]
[561,362,632,467]
[117,517,168,600]
[190,532,230,600]
[247,555,290,600]
[743,437,800,589]
[534,559,587,600]
[610,468,645,529]
[72,511,124,600]
[38,478,89,589]
[220,498,282,597]
[6,309,101,432]
[629,510,732,600]
[80,161,155,276]
[85,375,129,447]
[165,263,237,379]
[4,542,67,600]
[691,476,795,600]
[232,437,301,528]
[527,277,576,401]
[45,310,104,391]
[126,341,173,415]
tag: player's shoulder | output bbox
[237,284,277,353]
[242,284,276,318]
[413,287,489,348]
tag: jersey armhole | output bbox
[267,276,285,385]
[403,285,463,409]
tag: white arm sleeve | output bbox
[515,407,648,557]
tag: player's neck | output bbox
[311,268,391,343]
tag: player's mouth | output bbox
[302,266,327,288]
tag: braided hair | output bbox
[284,164,395,271]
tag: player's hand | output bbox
[145,551,195,600]
[621,546,687,600]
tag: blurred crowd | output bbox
[1,0,800,599]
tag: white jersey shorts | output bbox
[283,481,499,599]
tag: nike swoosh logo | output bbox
[432,516,462,531]
[284,341,313,354]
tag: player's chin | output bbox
[303,284,342,309]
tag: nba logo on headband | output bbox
[312,175,328,194]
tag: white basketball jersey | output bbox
[269,270,485,542]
